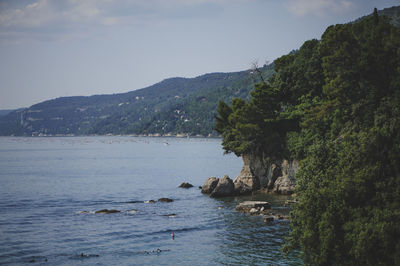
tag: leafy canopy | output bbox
[215,9,400,265]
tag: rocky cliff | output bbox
[235,153,298,195]
[202,153,298,197]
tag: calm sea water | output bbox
[0,136,300,265]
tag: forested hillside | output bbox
[215,8,400,265]
[0,66,273,136]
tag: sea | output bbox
[0,136,301,265]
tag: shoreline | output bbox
[0,134,222,138]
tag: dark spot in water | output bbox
[27,256,48,263]
[95,209,120,214]
[162,213,176,217]
[158,198,174,202]
[68,253,100,260]
[125,200,144,204]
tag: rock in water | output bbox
[263,216,274,222]
[95,209,120,214]
[179,182,194,188]
[158,198,174,202]
[201,177,219,194]
[162,214,177,217]
[235,201,271,212]
[210,175,235,197]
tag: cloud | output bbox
[0,0,241,43]
[0,0,55,27]
[284,0,355,17]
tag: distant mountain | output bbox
[0,109,22,117]
[0,65,273,136]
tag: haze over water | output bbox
[0,136,300,265]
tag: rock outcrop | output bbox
[210,175,235,197]
[272,160,298,194]
[202,154,298,197]
[233,154,260,195]
[158,198,174,202]
[179,182,193,188]
[201,177,219,194]
[233,154,298,195]
[201,175,235,197]
[94,209,121,214]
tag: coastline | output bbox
[2,133,222,138]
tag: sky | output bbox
[0,0,398,109]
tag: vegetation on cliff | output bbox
[215,9,400,265]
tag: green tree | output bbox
[284,12,400,265]
[215,9,400,265]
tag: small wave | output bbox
[76,209,139,215]
[126,209,138,214]
[25,255,48,263]
[53,253,100,261]
[124,200,144,204]
[70,253,100,260]
[121,225,209,240]
[75,210,95,214]
[133,249,171,255]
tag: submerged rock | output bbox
[145,200,156,204]
[179,182,194,188]
[263,216,274,222]
[236,201,271,213]
[235,201,290,223]
[95,209,120,214]
[158,198,174,202]
[284,198,299,206]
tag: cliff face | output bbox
[233,153,298,194]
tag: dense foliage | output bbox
[216,9,400,265]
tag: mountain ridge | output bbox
[1,6,399,136]
[0,67,272,136]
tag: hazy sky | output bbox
[0,0,398,109]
